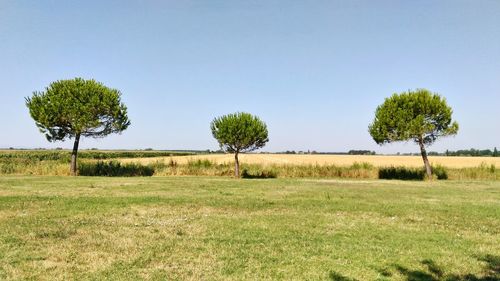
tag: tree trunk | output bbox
[418,137,432,179]
[70,134,81,176]
[234,151,240,178]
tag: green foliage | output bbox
[369,89,459,146]
[210,112,269,153]
[347,150,376,155]
[79,151,194,159]
[445,148,498,157]
[0,157,69,175]
[379,167,426,180]
[25,78,130,141]
[432,164,448,180]
[241,168,277,179]
[26,78,131,175]
[0,150,194,161]
[379,165,448,180]
[0,151,70,162]
[79,161,154,177]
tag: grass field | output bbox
[122,154,500,168]
[0,176,498,280]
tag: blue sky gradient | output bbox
[1,1,499,153]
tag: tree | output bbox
[494,147,498,157]
[368,89,458,178]
[210,112,269,177]
[26,78,130,175]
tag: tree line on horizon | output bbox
[26,78,462,178]
[443,148,499,157]
[277,149,499,157]
[4,147,498,158]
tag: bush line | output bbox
[0,150,196,162]
[0,158,498,180]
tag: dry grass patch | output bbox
[122,154,500,168]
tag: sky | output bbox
[0,0,499,153]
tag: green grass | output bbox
[0,176,498,280]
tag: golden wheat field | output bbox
[121,154,500,168]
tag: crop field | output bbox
[0,176,498,280]
[1,151,499,180]
[122,154,500,168]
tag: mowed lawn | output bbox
[0,177,498,280]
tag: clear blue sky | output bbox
[1,1,499,153]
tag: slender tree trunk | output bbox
[418,137,432,179]
[70,133,81,176]
[234,151,240,178]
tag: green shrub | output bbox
[79,161,154,177]
[379,167,425,180]
[241,168,277,179]
[432,165,448,180]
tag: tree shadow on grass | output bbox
[392,255,499,281]
[328,255,499,281]
[329,271,358,281]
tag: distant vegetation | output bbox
[0,150,196,161]
[397,148,499,157]
[0,150,195,176]
[347,150,376,155]
[276,150,376,155]
[0,151,498,180]
[443,147,499,157]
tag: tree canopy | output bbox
[211,112,269,154]
[26,78,130,141]
[26,78,130,175]
[211,112,269,177]
[368,89,458,178]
